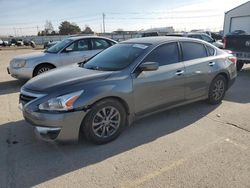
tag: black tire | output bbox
[207,75,227,105]
[236,61,244,71]
[81,99,126,144]
[33,64,54,77]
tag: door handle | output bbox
[209,62,215,66]
[176,70,184,76]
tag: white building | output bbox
[223,1,250,36]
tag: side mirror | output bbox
[139,62,159,71]
[64,48,73,53]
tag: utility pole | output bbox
[37,26,39,34]
[102,13,106,33]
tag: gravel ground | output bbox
[0,49,249,188]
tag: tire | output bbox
[236,61,244,71]
[82,99,126,144]
[33,64,54,77]
[207,75,227,105]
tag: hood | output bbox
[23,64,113,92]
[13,51,48,60]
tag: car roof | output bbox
[121,36,206,45]
[68,35,117,42]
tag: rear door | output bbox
[90,38,114,56]
[180,41,215,100]
[132,42,186,115]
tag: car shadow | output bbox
[0,101,218,187]
[0,80,26,95]
[224,66,250,104]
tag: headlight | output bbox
[12,59,26,68]
[38,90,84,111]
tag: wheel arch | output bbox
[33,62,56,77]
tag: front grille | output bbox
[20,94,37,105]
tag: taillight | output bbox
[223,37,227,49]
[228,56,237,64]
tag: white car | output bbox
[7,36,117,79]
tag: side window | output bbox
[66,39,89,51]
[143,42,179,66]
[76,39,89,51]
[206,45,215,56]
[181,42,208,61]
[92,39,111,50]
[201,35,213,43]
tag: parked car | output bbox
[43,41,59,49]
[224,33,250,71]
[16,39,24,46]
[8,38,24,46]
[7,36,117,79]
[0,39,3,46]
[19,37,237,144]
[166,32,223,48]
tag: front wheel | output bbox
[207,75,227,105]
[33,64,54,77]
[82,99,126,144]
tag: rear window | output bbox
[181,42,207,61]
[206,45,215,56]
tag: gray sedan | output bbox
[7,36,117,79]
[20,37,237,144]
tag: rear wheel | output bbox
[236,60,244,71]
[207,75,227,105]
[33,64,54,77]
[82,99,126,144]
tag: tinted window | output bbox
[143,43,179,66]
[66,39,89,51]
[84,43,149,71]
[182,42,207,61]
[92,39,111,50]
[201,35,213,43]
[206,45,215,56]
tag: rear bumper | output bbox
[23,108,87,142]
[8,66,33,79]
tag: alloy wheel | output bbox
[212,79,225,100]
[92,106,121,138]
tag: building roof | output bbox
[225,1,250,14]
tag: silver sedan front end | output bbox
[8,59,33,79]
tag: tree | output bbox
[44,20,54,35]
[59,21,81,35]
[82,25,94,34]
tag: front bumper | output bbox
[8,66,33,79]
[23,108,87,142]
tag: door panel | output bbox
[181,42,215,100]
[133,63,186,114]
[183,59,213,99]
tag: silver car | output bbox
[7,36,117,79]
[20,37,237,144]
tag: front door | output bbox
[132,42,186,115]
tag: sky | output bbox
[0,0,249,36]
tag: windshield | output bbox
[84,43,149,71]
[46,38,73,53]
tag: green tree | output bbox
[59,21,81,35]
[82,25,94,34]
